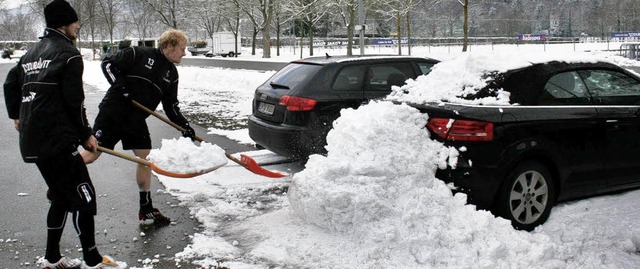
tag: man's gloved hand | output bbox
[182,124,196,141]
[112,84,130,100]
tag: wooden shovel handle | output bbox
[130,99,247,168]
[97,146,150,166]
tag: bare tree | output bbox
[96,0,120,51]
[0,8,39,41]
[142,0,182,29]
[235,0,275,58]
[124,0,156,45]
[375,0,423,55]
[332,0,357,55]
[287,0,331,56]
[273,0,298,56]
[184,0,223,49]
[218,0,243,57]
[459,0,468,51]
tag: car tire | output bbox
[229,51,235,57]
[494,161,555,231]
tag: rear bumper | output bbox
[248,115,325,158]
[436,157,506,209]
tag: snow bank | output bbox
[147,137,227,174]
[387,51,624,106]
[387,52,528,106]
[287,101,559,268]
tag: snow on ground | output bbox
[5,42,640,268]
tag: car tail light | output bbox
[279,95,317,111]
[427,118,494,141]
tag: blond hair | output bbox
[158,29,187,48]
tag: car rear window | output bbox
[268,63,323,90]
[417,61,436,75]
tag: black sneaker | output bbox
[138,208,171,225]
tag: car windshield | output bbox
[268,63,323,90]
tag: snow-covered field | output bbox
[4,42,640,268]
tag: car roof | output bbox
[469,60,632,104]
[389,52,640,107]
[290,54,439,65]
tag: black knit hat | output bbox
[44,0,78,28]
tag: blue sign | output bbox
[517,34,547,41]
[611,32,640,38]
[372,38,413,45]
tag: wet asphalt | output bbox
[0,62,255,268]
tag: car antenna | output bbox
[325,53,331,58]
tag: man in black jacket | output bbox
[3,1,125,268]
[81,28,194,226]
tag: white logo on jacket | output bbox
[145,58,154,69]
[22,92,36,103]
[22,58,51,75]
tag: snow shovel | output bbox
[97,146,220,178]
[130,100,288,178]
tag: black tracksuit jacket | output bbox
[99,46,188,128]
[3,28,92,163]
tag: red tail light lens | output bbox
[279,95,317,111]
[427,118,494,141]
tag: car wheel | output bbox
[229,51,235,57]
[494,161,555,231]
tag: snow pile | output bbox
[387,51,622,106]
[287,101,559,268]
[387,52,528,105]
[147,137,227,174]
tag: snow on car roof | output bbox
[292,54,435,65]
[387,51,618,106]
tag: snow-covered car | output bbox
[396,58,640,231]
[248,55,439,159]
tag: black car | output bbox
[402,60,640,231]
[249,55,439,158]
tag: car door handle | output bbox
[606,120,618,123]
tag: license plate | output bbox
[258,102,275,115]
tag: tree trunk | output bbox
[309,21,314,56]
[252,26,257,55]
[396,12,401,55]
[347,4,355,56]
[299,20,304,59]
[262,27,271,58]
[462,0,468,52]
[407,13,411,56]
[276,17,281,56]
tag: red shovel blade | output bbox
[240,154,288,178]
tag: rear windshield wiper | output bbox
[270,82,290,89]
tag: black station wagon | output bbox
[249,55,439,158]
[403,60,640,231]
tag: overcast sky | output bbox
[2,0,21,9]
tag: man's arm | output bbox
[162,80,193,138]
[3,64,21,120]
[101,46,136,87]
[62,54,93,145]
[162,75,188,124]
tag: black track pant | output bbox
[36,149,101,264]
